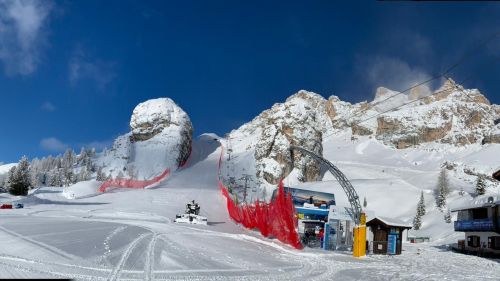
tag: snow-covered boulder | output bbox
[97,98,192,180]
[130,98,192,143]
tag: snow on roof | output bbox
[451,195,500,212]
[367,216,412,228]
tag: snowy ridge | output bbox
[223,80,499,242]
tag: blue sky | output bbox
[0,0,499,163]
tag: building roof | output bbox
[451,195,500,212]
[366,216,412,229]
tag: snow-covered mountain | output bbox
[225,79,499,187]
[222,79,500,241]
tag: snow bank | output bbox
[0,163,16,175]
[62,180,102,199]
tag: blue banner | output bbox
[454,219,494,232]
[387,234,397,255]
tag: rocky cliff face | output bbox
[248,91,328,185]
[372,79,496,147]
[228,79,499,186]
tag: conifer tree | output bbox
[475,175,486,196]
[435,169,449,210]
[363,197,367,208]
[9,156,32,196]
[413,191,426,230]
[4,166,16,191]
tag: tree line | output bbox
[1,148,109,196]
[413,168,491,230]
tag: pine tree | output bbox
[78,166,89,182]
[475,175,486,196]
[9,156,32,196]
[444,208,452,223]
[435,169,449,210]
[4,166,16,191]
[413,211,422,230]
[363,197,367,208]
[418,191,426,216]
[413,191,426,230]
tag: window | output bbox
[488,236,500,250]
[467,235,480,248]
[457,210,470,221]
[471,208,488,220]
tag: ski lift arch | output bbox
[289,145,363,225]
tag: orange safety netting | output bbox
[217,147,302,249]
[98,168,170,193]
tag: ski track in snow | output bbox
[145,233,159,281]
[108,233,151,281]
[100,225,128,266]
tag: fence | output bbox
[217,147,303,249]
[98,168,171,193]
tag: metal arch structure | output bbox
[289,146,362,225]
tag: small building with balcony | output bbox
[451,196,500,257]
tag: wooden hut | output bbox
[366,216,412,255]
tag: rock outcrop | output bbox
[252,91,326,185]
[98,98,193,179]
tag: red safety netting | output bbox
[217,147,303,249]
[98,168,170,193]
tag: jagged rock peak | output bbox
[285,90,327,106]
[433,78,490,105]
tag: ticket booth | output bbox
[366,216,412,255]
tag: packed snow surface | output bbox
[1,136,499,280]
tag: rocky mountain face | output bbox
[97,98,193,179]
[229,79,500,185]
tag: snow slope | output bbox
[1,136,499,280]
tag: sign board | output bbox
[273,187,335,207]
[328,205,354,221]
[387,234,397,255]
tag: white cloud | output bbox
[360,56,435,95]
[0,0,53,76]
[40,137,68,152]
[40,101,55,112]
[69,46,116,90]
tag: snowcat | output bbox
[174,200,208,225]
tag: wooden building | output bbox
[366,216,412,255]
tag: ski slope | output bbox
[1,136,500,280]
